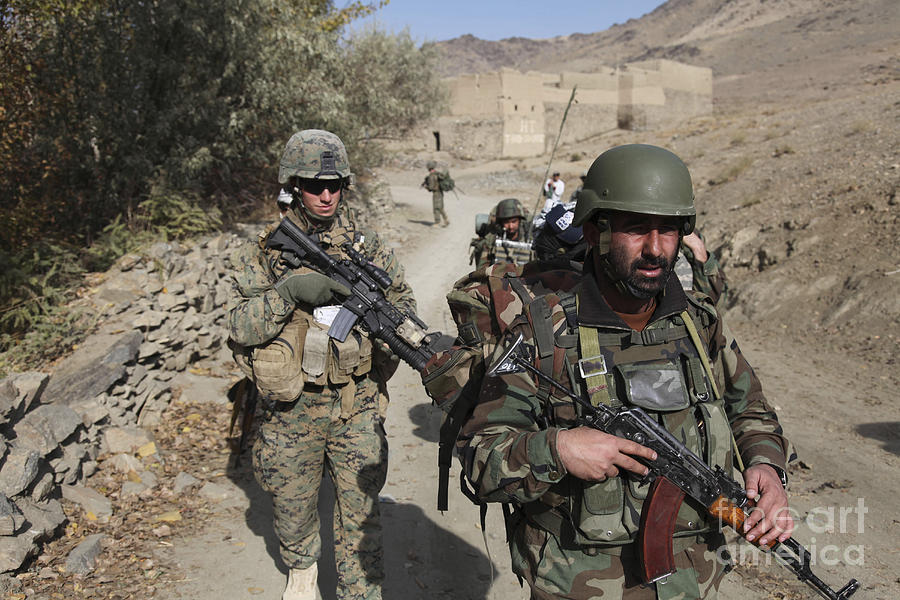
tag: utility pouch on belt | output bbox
[302,325,330,385]
[330,332,372,384]
[571,477,632,545]
[250,316,307,402]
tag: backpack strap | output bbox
[437,373,481,511]
[504,274,559,415]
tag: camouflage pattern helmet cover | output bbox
[426,160,437,170]
[496,198,525,220]
[573,144,695,234]
[278,129,351,184]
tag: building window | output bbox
[433,131,441,151]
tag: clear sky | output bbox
[352,0,667,43]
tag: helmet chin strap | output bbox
[597,253,634,297]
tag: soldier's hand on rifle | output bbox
[274,271,351,307]
[742,464,793,545]
[556,427,657,481]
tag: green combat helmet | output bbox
[426,160,437,170]
[573,144,695,235]
[278,129,351,185]
[496,198,525,220]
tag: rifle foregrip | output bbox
[378,326,427,372]
[708,496,777,549]
[638,477,685,583]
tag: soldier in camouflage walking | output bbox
[422,160,450,227]
[456,144,794,599]
[227,130,415,600]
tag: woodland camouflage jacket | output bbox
[453,257,793,547]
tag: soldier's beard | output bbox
[608,246,676,300]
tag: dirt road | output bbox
[166,171,897,599]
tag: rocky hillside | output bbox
[433,0,898,104]
[431,0,899,372]
[0,233,245,592]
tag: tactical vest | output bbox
[234,211,374,404]
[430,263,735,549]
[510,276,734,549]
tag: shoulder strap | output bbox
[680,309,720,400]
[680,309,745,472]
[577,322,616,408]
[574,291,618,408]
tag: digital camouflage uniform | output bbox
[422,252,791,600]
[424,170,449,226]
[228,207,415,600]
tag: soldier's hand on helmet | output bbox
[556,427,657,482]
[274,271,350,307]
[741,464,793,545]
[682,232,709,263]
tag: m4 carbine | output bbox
[265,217,450,372]
[487,333,860,600]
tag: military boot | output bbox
[283,563,317,600]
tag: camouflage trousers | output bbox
[432,191,449,225]
[253,377,387,600]
[511,520,728,600]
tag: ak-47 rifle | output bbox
[265,217,451,371]
[487,333,860,600]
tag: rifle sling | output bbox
[680,309,745,472]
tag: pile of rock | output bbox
[0,230,249,576]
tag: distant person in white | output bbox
[533,172,566,230]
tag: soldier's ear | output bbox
[583,221,602,247]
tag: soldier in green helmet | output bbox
[469,197,535,269]
[456,144,794,599]
[227,129,415,600]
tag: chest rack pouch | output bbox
[615,359,691,412]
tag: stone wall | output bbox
[0,232,242,576]
[618,59,712,131]
[427,59,713,158]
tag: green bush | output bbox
[0,0,443,352]
[0,243,83,342]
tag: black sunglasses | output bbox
[301,178,343,195]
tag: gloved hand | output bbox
[274,271,351,307]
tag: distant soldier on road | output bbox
[422,160,451,227]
